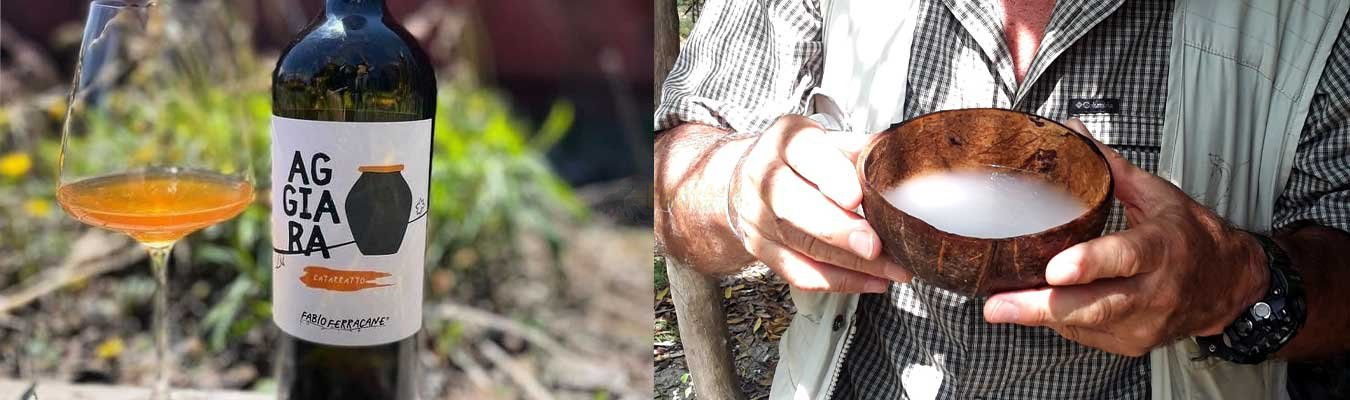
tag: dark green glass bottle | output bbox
[271,0,435,399]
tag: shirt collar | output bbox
[941,0,1020,99]
[940,0,1126,104]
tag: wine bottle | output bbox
[270,0,435,399]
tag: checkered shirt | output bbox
[655,0,1350,398]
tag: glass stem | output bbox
[147,243,175,400]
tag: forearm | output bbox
[1274,224,1350,360]
[654,123,757,276]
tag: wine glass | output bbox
[55,1,254,398]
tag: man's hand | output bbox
[982,119,1270,357]
[728,115,911,293]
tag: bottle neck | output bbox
[324,0,387,16]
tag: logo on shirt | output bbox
[1068,98,1121,115]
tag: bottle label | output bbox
[270,116,430,346]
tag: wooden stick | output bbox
[654,350,685,362]
[654,0,680,106]
[0,379,269,400]
[448,349,493,390]
[430,303,641,397]
[426,302,575,358]
[478,341,555,400]
[0,231,141,315]
[665,259,746,400]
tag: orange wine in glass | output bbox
[55,1,254,398]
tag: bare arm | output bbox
[654,123,756,275]
[1274,224,1350,359]
[653,0,898,286]
[655,117,911,292]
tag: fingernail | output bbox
[986,300,1020,323]
[849,229,875,257]
[1045,259,1078,285]
[863,279,888,293]
[1045,247,1083,284]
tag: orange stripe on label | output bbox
[357,164,404,173]
[300,266,393,292]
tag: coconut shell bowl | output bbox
[857,108,1113,296]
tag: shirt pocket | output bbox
[1073,113,1163,174]
[1073,112,1164,234]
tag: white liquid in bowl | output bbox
[882,169,1088,239]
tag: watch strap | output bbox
[1196,232,1305,364]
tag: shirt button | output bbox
[832,315,844,331]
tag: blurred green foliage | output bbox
[0,0,586,360]
[654,255,667,291]
[1,66,584,354]
[677,0,705,39]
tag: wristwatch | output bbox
[1196,232,1306,364]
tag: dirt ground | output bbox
[1,184,654,399]
[654,264,791,400]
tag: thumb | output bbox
[1062,118,1136,178]
[1062,118,1178,211]
[831,132,882,163]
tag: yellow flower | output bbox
[46,99,68,121]
[95,337,124,360]
[132,146,156,164]
[0,152,32,178]
[25,199,51,217]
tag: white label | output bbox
[270,116,430,346]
